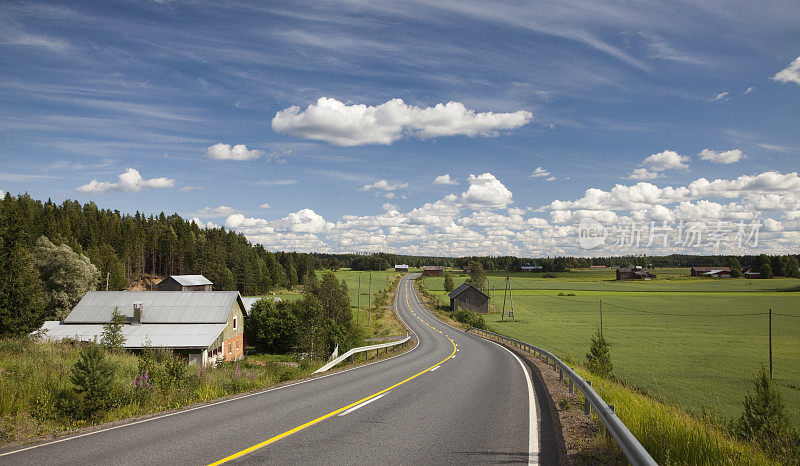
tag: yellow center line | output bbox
[208,278,456,465]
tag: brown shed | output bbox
[615,266,653,280]
[422,266,444,277]
[157,275,214,291]
[690,266,732,277]
[449,283,490,314]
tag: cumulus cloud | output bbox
[360,179,408,192]
[206,143,264,161]
[259,202,271,209]
[433,174,458,185]
[271,97,532,146]
[461,173,513,210]
[629,150,689,179]
[699,149,745,164]
[77,168,174,193]
[272,209,332,233]
[382,202,398,212]
[196,205,238,217]
[529,167,550,178]
[190,218,219,229]
[773,57,800,85]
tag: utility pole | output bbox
[769,308,773,379]
[502,275,514,321]
[600,298,603,336]
[368,273,372,326]
[357,275,361,326]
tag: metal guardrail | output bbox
[469,327,657,466]
[313,334,412,374]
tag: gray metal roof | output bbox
[64,291,243,324]
[38,321,226,349]
[168,275,213,286]
[448,283,489,299]
[241,296,282,316]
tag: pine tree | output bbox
[101,307,127,350]
[70,344,115,417]
[0,198,45,336]
[736,366,791,453]
[586,330,613,377]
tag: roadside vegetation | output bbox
[0,338,316,446]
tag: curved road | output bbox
[0,274,550,465]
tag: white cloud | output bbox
[629,168,659,180]
[77,168,174,193]
[744,86,756,95]
[461,173,513,210]
[190,218,219,229]
[181,186,201,192]
[433,174,458,185]
[271,97,532,146]
[773,57,800,86]
[699,149,745,164]
[360,179,408,192]
[206,143,264,161]
[257,178,298,186]
[382,202,398,212]
[259,202,271,209]
[196,205,238,217]
[545,176,556,182]
[272,209,332,233]
[711,91,730,102]
[529,167,550,178]
[642,150,690,171]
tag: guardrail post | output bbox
[559,368,563,381]
[584,381,592,415]
[568,379,574,394]
[350,354,354,364]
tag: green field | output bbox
[423,270,800,427]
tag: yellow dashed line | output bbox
[208,277,456,465]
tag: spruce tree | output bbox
[444,272,455,293]
[586,330,613,377]
[736,366,791,454]
[101,307,127,350]
[70,344,115,417]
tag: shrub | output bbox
[450,307,487,330]
[69,344,115,418]
[735,366,794,457]
[586,330,613,378]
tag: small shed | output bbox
[745,270,766,279]
[449,283,489,314]
[158,275,213,291]
[616,266,654,280]
[691,266,731,277]
[422,266,444,277]
[521,265,543,272]
[395,264,409,272]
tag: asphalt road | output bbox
[0,274,552,465]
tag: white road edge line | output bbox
[492,341,540,466]
[337,393,386,416]
[0,276,422,459]
[429,365,441,372]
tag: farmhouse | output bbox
[38,291,245,366]
[157,274,213,291]
[616,266,654,280]
[422,265,444,277]
[448,283,490,314]
[394,264,409,272]
[691,266,732,278]
[241,296,282,316]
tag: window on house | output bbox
[229,342,232,353]
[233,317,237,330]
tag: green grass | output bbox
[0,339,317,445]
[423,273,800,428]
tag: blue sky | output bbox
[1,0,799,256]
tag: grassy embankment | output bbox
[0,270,407,447]
[422,269,799,464]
